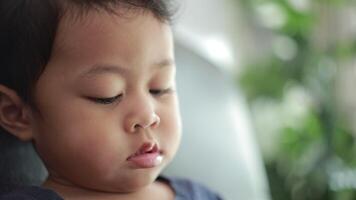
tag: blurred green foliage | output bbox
[235,0,356,199]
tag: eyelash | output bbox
[89,88,173,105]
[149,88,173,96]
[89,94,123,105]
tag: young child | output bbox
[0,0,222,199]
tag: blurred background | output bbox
[171,0,356,199]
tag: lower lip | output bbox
[127,152,163,168]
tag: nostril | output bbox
[152,114,160,128]
[128,113,160,133]
[151,121,158,128]
[131,124,141,132]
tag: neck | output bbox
[42,176,174,200]
[42,177,148,200]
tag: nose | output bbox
[124,96,161,133]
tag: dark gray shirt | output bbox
[0,176,223,200]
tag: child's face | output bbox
[30,10,181,192]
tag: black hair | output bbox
[0,0,176,105]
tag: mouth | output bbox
[127,143,163,168]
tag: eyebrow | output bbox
[80,59,175,78]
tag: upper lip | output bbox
[127,142,160,160]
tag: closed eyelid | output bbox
[87,93,124,105]
[149,88,174,96]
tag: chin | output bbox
[127,172,160,191]
[97,170,160,193]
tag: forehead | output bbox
[48,8,173,76]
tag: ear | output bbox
[0,84,34,141]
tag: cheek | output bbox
[158,97,182,153]
[32,102,127,175]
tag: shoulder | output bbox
[0,185,63,200]
[159,176,223,200]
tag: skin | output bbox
[0,8,181,200]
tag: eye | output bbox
[88,94,123,105]
[149,88,173,97]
